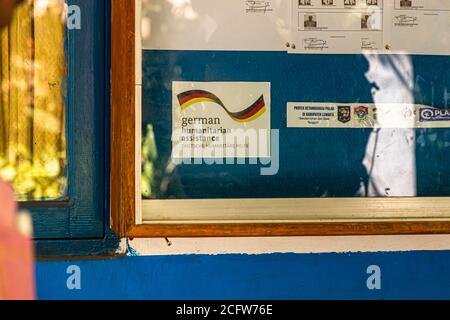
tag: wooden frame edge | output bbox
[110,0,136,237]
[126,222,450,237]
[111,0,450,238]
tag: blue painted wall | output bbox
[36,251,450,299]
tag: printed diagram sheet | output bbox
[289,0,384,54]
[139,0,450,54]
[289,0,450,54]
[388,0,450,54]
[140,0,290,51]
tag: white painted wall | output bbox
[130,235,450,255]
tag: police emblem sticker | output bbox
[337,106,351,123]
[354,106,369,121]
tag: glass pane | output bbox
[0,0,66,201]
[140,0,450,201]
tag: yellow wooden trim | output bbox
[142,197,450,223]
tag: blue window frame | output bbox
[19,0,120,257]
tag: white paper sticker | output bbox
[172,82,271,159]
[289,0,384,54]
[139,0,450,55]
[140,0,290,51]
[287,102,450,128]
[288,0,450,55]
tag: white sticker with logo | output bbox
[172,82,271,159]
[287,102,450,129]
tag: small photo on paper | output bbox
[344,0,356,6]
[322,0,333,6]
[299,0,311,6]
[361,14,370,29]
[304,14,317,28]
[400,0,412,8]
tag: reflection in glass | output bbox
[361,54,416,196]
[0,0,66,201]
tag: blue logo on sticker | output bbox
[419,108,450,122]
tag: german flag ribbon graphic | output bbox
[177,90,266,122]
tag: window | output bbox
[0,0,66,201]
[111,0,450,237]
[0,1,113,255]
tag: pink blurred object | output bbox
[0,180,15,229]
[0,180,35,300]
